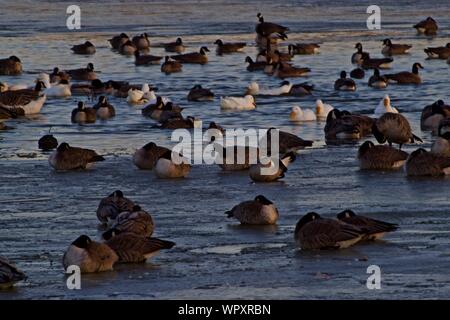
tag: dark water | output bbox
[1,0,450,299]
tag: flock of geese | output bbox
[1,14,450,288]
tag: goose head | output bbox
[295,212,322,234]
[87,63,94,71]
[290,105,302,120]
[176,37,183,45]
[340,71,347,79]
[9,55,21,63]
[355,42,363,51]
[412,62,423,74]
[214,39,224,46]
[358,140,375,158]
[57,142,70,152]
[254,195,273,205]
[85,41,94,47]
[200,46,210,55]
[382,39,392,47]
[143,142,157,151]
[71,235,92,249]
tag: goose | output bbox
[161,56,182,74]
[171,46,209,64]
[336,210,398,240]
[255,13,289,40]
[288,82,314,96]
[108,33,129,50]
[273,62,310,79]
[420,100,450,132]
[134,51,162,65]
[164,37,185,53]
[288,43,320,55]
[374,94,398,116]
[187,85,214,101]
[0,81,28,92]
[289,105,316,122]
[0,81,46,115]
[102,205,154,239]
[351,43,370,64]
[382,39,412,55]
[431,132,450,157]
[385,62,423,85]
[424,43,450,59]
[360,54,393,70]
[49,67,71,83]
[212,140,259,171]
[126,83,151,104]
[405,148,450,176]
[220,95,255,111]
[350,68,365,79]
[334,71,356,91]
[105,233,175,263]
[71,101,97,123]
[105,80,142,97]
[132,33,150,50]
[368,69,388,88]
[214,39,246,54]
[0,105,22,121]
[158,116,200,129]
[96,190,135,225]
[294,212,366,250]
[414,17,438,35]
[358,141,408,170]
[263,128,313,155]
[49,142,104,170]
[93,96,115,120]
[71,79,109,96]
[38,134,58,151]
[44,79,71,97]
[0,256,26,289]
[119,40,137,55]
[207,121,225,137]
[324,109,375,140]
[315,99,334,120]
[372,113,422,149]
[133,142,170,170]
[257,48,291,64]
[245,56,266,71]
[0,56,22,75]
[66,63,97,81]
[225,195,279,225]
[62,235,118,274]
[245,81,292,96]
[36,73,51,89]
[143,102,182,123]
[154,150,191,178]
[249,152,296,182]
[71,41,96,55]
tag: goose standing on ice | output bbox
[372,113,422,149]
[225,195,279,225]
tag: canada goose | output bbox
[225,195,279,225]
[245,81,292,96]
[255,13,289,40]
[0,56,22,75]
[106,233,175,263]
[324,109,375,140]
[220,95,255,111]
[62,235,118,273]
[105,80,143,97]
[336,210,398,240]
[372,113,422,149]
[431,132,450,157]
[424,43,450,59]
[249,152,296,182]
[143,102,182,123]
[133,142,170,170]
[71,101,96,123]
[315,99,334,120]
[207,121,225,137]
[134,51,162,65]
[158,116,200,129]
[374,94,398,116]
[154,150,191,178]
[132,33,150,50]
[119,40,137,55]
[385,62,423,85]
[288,82,314,96]
[164,37,185,53]
[360,54,393,70]
[66,63,97,81]
[0,105,22,121]
[171,47,209,64]
[93,96,115,120]
[38,134,58,151]
[49,142,104,170]
[161,56,182,74]
[382,39,412,55]
[350,68,365,79]
[257,48,291,64]
[214,39,246,54]
[273,62,310,79]
[289,105,316,122]
[103,205,154,239]
[334,71,356,91]
[210,139,258,171]
[187,85,214,101]
[288,43,320,55]
[44,79,71,97]
[96,190,135,224]
[0,256,26,289]
[368,69,388,88]
[405,148,450,176]
[71,41,96,55]
[71,79,109,97]
[108,33,129,50]
[414,17,438,35]
[351,43,370,64]
[294,212,366,250]
[0,81,46,115]
[245,56,266,71]
[263,128,313,155]
[420,100,450,132]
[358,141,408,170]
[49,67,71,83]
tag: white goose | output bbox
[245,81,292,96]
[127,83,151,104]
[374,94,398,116]
[220,95,255,110]
[315,99,334,120]
[289,105,316,121]
[44,79,72,97]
